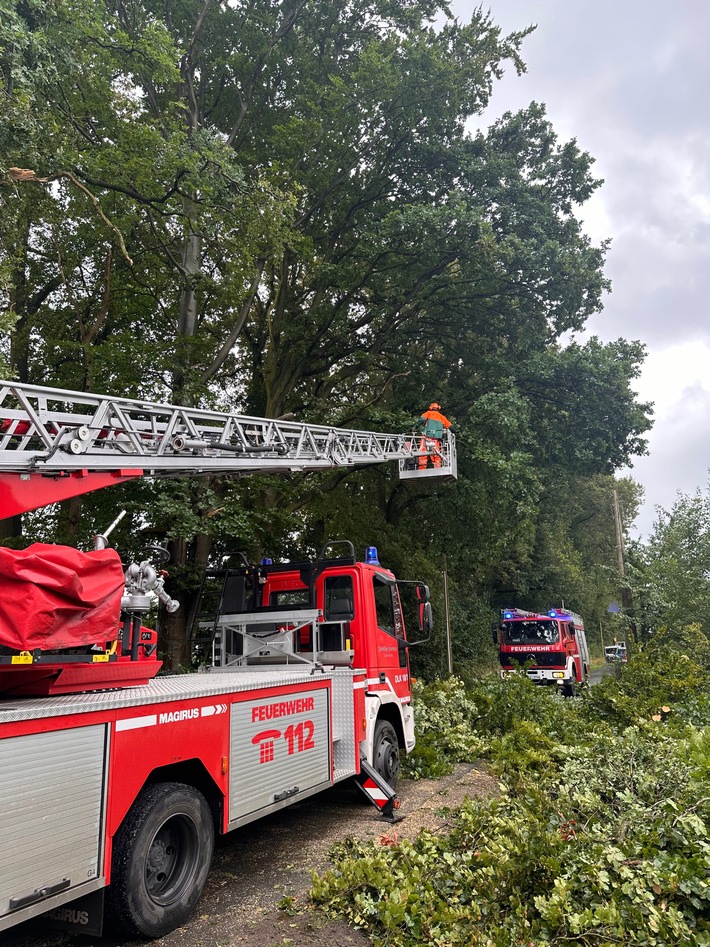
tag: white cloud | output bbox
[622,342,710,536]
[452,0,710,533]
[634,344,710,413]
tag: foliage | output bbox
[629,487,710,637]
[645,623,710,669]
[586,628,710,728]
[500,475,642,646]
[402,678,486,779]
[313,651,710,946]
[0,0,651,667]
[315,732,710,945]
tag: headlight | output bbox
[552,671,564,679]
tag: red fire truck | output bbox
[0,381,455,939]
[494,606,590,697]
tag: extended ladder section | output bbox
[0,381,456,516]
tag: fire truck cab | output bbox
[495,607,590,697]
[192,541,433,786]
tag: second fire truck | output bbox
[494,606,590,697]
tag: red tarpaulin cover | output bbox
[0,543,125,651]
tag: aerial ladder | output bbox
[0,381,457,517]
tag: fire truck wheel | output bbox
[561,679,576,698]
[373,720,400,789]
[106,781,214,938]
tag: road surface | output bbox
[590,662,618,685]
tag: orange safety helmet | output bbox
[429,402,442,410]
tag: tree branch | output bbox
[200,259,266,383]
[6,168,133,266]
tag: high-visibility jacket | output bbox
[419,410,451,439]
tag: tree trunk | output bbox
[56,496,83,545]
[161,531,213,670]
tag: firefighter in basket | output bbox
[416,402,453,469]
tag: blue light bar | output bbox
[365,546,380,565]
[261,557,273,565]
[503,610,514,620]
[548,610,557,617]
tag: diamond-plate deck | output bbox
[0,669,329,725]
[331,671,357,778]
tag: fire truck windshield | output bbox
[502,620,559,645]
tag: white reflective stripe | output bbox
[201,703,228,716]
[353,680,367,690]
[365,787,389,804]
[366,675,397,695]
[116,714,157,731]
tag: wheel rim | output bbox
[376,732,399,785]
[145,814,200,906]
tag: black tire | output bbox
[561,679,576,698]
[105,781,214,938]
[372,720,400,790]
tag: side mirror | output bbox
[419,601,433,635]
[404,602,433,647]
[415,583,430,603]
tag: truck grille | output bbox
[501,652,566,669]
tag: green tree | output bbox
[630,486,710,636]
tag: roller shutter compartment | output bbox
[0,725,107,926]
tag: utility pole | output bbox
[612,488,626,579]
[612,488,636,645]
[443,561,453,675]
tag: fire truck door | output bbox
[372,576,410,698]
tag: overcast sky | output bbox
[452,0,710,538]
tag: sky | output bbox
[451,0,710,538]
